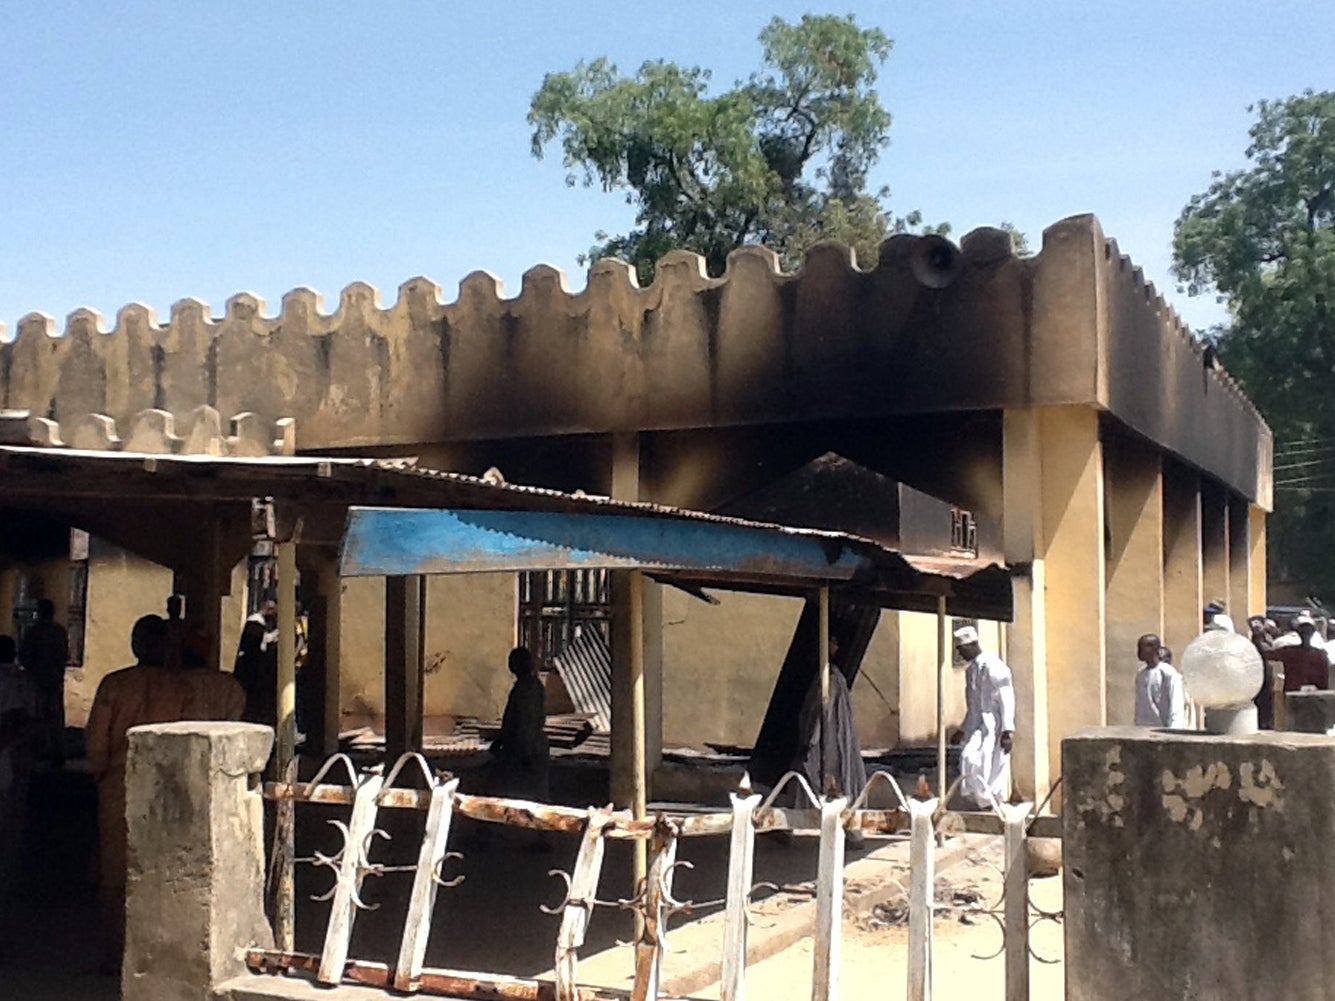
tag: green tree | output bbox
[528,14,940,283]
[1173,89,1335,601]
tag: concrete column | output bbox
[124,721,273,1001]
[385,575,425,758]
[1103,440,1163,725]
[1249,504,1268,618]
[1003,406,1105,800]
[1008,566,1049,804]
[180,514,230,672]
[1228,496,1252,625]
[1162,467,1202,663]
[1037,407,1106,784]
[1201,483,1230,620]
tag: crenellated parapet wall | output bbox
[0,214,1272,505]
[0,405,295,457]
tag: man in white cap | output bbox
[1273,609,1329,692]
[953,625,1016,809]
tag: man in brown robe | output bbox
[86,614,245,968]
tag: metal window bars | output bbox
[252,754,1062,1001]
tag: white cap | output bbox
[953,625,979,646]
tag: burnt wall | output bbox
[0,215,1270,504]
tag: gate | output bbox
[251,754,1062,1001]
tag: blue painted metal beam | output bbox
[339,507,869,581]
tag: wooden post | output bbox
[274,537,298,951]
[818,585,830,794]
[393,775,460,992]
[385,575,426,759]
[907,797,937,1001]
[317,771,385,983]
[721,792,761,1001]
[554,811,610,1001]
[1002,802,1032,1001]
[812,794,848,1001]
[628,570,648,895]
[318,556,343,757]
[936,595,948,801]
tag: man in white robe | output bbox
[954,626,1015,809]
[1133,633,1186,728]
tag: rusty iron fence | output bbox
[249,753,1062,1001]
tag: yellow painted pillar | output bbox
[1103,440,1163,726]
[1162,466,1202,663]
[1228,496,1252,625]
[1201,484,1230,621]
[1249,504,1268,618]
[1037,407,1106,783]
[1001,409,1049,803]
[1003,406,1105,800]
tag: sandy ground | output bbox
[702,837,1066,1001]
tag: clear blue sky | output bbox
[2,1,1331,338]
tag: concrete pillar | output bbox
[1063,727,1335,1001]
[1228,496,1252,625]
[1162,467,1202,663]
[1003,406,1105,800]
[1008,567,1050,803]
[1249,504,1268,618]
[1201,483,1230,620]
[1003,408,1047,802]
[1103,439,1163,725]
[1038,407,1106,785]
[179,514,230,672]
[124,722,273,1001]
[384,575,425,758]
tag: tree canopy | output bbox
[527,14,940,283]
[1173,90,1335,600]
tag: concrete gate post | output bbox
[1064,727,1335,1001]
[123,721,274,1001]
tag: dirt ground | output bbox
[701,837,1066,1001]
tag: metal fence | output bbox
[251,753,1062,1001]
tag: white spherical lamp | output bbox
[1179,627,1263,734]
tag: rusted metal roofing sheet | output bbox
[339,506,869,581]
[552,628,612,733]
[0,445,1013,619]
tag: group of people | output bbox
[1131,602,1333,733]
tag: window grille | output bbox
[517,569,612,664]
[950,507,978,556]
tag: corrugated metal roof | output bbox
[0,445,1013,619]
[553,628,612,734]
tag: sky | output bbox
[1,1,1332,338]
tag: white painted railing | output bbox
[251,754,1061,1001]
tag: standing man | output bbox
[1273,609,1329,692]
[86,615,245,969]
[488,647,550,802]
[0,635,38,934]
[1133,634,1186,728]
[19,598,70,766]
[1248,616,1277,729]
[953,626,1015,809]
